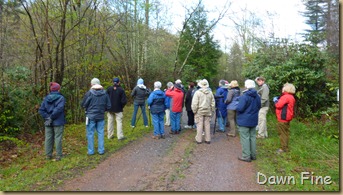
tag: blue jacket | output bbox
[83,89,111,120]
[165,96,171,109]
[147,89,167,114]
[236,89,261,127]
[215,87,228,118]
[39,92,66,126]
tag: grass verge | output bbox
[255,114,339,191]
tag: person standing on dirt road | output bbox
[191,79,215,144]
[184,82,196,129]
[164,82,173,127]
[39,82,66,161]
[130,78,150,128]
[147,81,168,139]
[82,78,111,155]
[106,77,127,141]
[165,83,184,134]
[236,79,261,162]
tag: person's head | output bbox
[154,81,162,89]
[189,82,195,88]
[50,82,61,92]
[230,80,239,88]
[91,78,100,85]
[137,78,144,85]
[174,83,182,90]
[175,79,182,84]
[282,83,296,94]
[219,80,226,87]
[90,78,103,89]
[198,79,209,88]
[113,77,120,85]
[167,82,174,89]
[245,79,256,89]
[255,76,265,86]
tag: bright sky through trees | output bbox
[160,0,309,51]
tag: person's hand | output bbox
[44,117,53,126]
[273,96,279,104]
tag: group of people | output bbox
[38,76,296,163]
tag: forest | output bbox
[0,0,339,145]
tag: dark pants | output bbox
[277,121,290,151]
[187,110,195,126]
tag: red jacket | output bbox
[275,92,295,122]
[165,87,184,113]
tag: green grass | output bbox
[256,114,339,191]
[0,106,151,191]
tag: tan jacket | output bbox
[191,88,215,116]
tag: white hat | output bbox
[198,79,209,88]
[91,78,100,85]
[91,84,103,89]
[175,79,182,84]
[244,79,256,89]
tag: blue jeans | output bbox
[170,111,181,132]
[152,112,165,136]
[131,103,148,126]
[217,116,227,132]
[86,119,105,155]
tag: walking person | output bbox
[225,80,241,137]
[164,82,173,126]
[147,81,168,139]
[236,79,261,162]
[106,77,127,140]
[191,79,215,144]
[39,82,66,161]
[130,78,150,128]
[215,80,229,132]
[82,78,111,155]
[165,82,184,134]
[184,82,195,129]
[274,83,296,153]
[255,76,270,138]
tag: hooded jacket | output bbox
[191,87,215,117]
[165,87,184,113]
[39,91,66,126]
[83,89,111,120]
[236,89,261,127]
[225,87,240,110]
[147,89,167,114]
[215,86,228,118]
[106,85,127,113]
[275,92,295,122]
[131,85,150,105]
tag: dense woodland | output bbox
[0,0,339,144]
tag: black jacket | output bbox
[106,85,127,113]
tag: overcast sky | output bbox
[160,0,309,51]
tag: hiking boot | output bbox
[251,156,257,160]
[205,141,211,144]
[256,135,265,139]
[196,141,202,144]
[160,134,166,139]
[118,137,126,141]
[238,156,251,162]
[184,125,192,129]
[46,156,52,160]
[152,135,160,139]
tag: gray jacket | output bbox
[257,83,270,108]
[82,89,111,120]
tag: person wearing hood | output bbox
[165,82,184,134]
[215,80,229,132]
[106,77,127,140]
[147,81,168,139]
[236,79,261,162]
[82,78,111,155]
[39,82,66,161]
[191,79,215,144]
[130,78,150,128]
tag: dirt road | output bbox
[59,110,266,191]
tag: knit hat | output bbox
[50,82,61,91]
[198,79,209,88]
[137,78,144,85]
[175,79,182,84]
[91,78,100,85]
[113,77,120,83]
[154,81,162,89]
[219,80,226,86]
[245,79,256,89]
